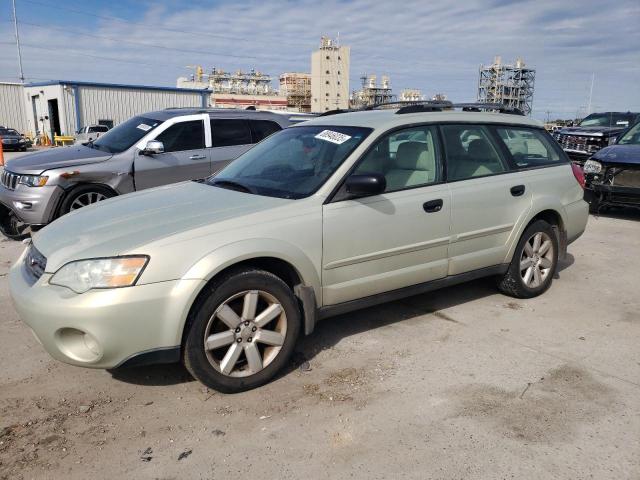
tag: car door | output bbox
[322,125,452,306]
[134,116,210,190]
[209,118,254,174]
[442,124,532,275]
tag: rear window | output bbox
[495,127,563,168]
[249,120,282,143]
[89,126,109,133]
[211,119,252,147]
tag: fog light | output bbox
[14,201,33,210]
[55,328,102,362]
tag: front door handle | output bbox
[510,185,525,197]
[189,154,207,160]
[423,199,443,213]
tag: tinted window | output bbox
[618,122,640,145]
[353,126,441,192]
[155,120,205,152]
[496,127,562,168]
[209,126,371,199]
[441,125,507,181]
[249,120,282,142]
[211,119,252,147]
[88,126,108,133]
[93,116,163,153]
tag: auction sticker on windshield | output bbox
[315,130,352,145]
[137,124,153,132]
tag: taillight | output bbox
[571,163,585,189]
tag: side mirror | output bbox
[141,140,164,155]
[345,173,386,197]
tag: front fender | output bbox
[182,238,322,305]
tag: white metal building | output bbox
[0,82,29,132]
[0,80,210,137]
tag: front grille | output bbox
[557,134,603,154]
[1,170,20,190]
[24,245,47,282]
[612,169,640,188]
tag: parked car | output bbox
[583,120,640,213]
[0,127,29,152]
[74,124,110,144]
[554,112,640,163]
[8,103,589,392]
[0,108,298,239]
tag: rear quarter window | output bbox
[496,127,564,168]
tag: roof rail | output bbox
[319,109,358,117]
[393,101,524,115]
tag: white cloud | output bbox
[0,0,638,118]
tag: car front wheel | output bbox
[498,219,559,299]
[183,267,301,393]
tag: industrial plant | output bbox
[477,56,536,115]
[350,74,395,109]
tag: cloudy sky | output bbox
[1,0,638,120]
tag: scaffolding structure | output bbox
[279,72,311,112]
[399,88,424,102]
[477,56,535,115]
[350,74,395,108]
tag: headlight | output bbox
[583,159,602,174]
[608,136,618,145]
[19,138,25,143]
[50,256,149,293]
[19,175,48,187]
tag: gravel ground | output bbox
[0,150,639,479]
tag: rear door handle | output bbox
[189,154,207,160]
[423,199,443,213]
[510,185,525,197]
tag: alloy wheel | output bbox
[520,231,554,288]
[70,192,107,210]
[203,290,287,377]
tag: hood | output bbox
[559,126,625,136]
[5,145,113,175]
[592,145,640,165]
[32,181,292,272]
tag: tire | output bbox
[0,209,30,241]
[58,184,115,216]
[497,220,559,299]
[183,267,301,393]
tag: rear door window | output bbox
[249,120,282,143]
[495,127,563,168]
[155,120,205,152]
[441,125,508,181]
[211,119,252,147]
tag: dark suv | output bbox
[554,112,640,163]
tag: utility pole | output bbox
[12,0,25,82]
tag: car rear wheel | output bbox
[59,184,115,216]
[497,219,559,299]
[183,267,301,393]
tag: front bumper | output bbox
[0,182,64,225]
[585,183,640,208]
[8,251,206,369]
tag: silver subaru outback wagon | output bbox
[9,102,589,393]
[0,108,307,239]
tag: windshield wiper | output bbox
[210,179,255,194]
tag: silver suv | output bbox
[0,109,302,239]
[9,103,589,393]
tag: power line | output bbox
[0,41,175,69]
[10,19,305,63]
[19,0,308,50]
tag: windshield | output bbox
[617,122,640,145]
[207,125,372,199]
[579,113,636,128]
[91,116,163,153]
[0,129,18,136]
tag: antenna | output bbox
[587,73,595,114]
